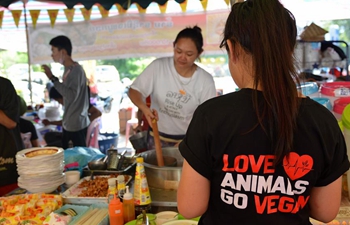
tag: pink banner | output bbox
[29,9,229,64]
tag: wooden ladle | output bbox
[152,118,165,167]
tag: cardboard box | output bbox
[119,108,132,134]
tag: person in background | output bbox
[177,1,350,224]
[43,87,102,147]
[42,35,90,149]
[0,77,24,196]
[129,26,216,149]
[18,95,40,148]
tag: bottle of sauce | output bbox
[123,185,135,222]
[134,157,152,217]
[108,193,124,225]
[117,175,126,200]
[107,178,117,203]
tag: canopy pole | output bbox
[22,0,33,106]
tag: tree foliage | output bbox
[322,19,350,48]
[97,57,155,80]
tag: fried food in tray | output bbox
[77,175,130,197]
[62,175,132,204]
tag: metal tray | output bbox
[82,158,136,177]
[62,175,132,205]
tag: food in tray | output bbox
[24,148,59,158]
[0,193,63,224]
[65,174,132,198]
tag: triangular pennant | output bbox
[11,10,22,28]
[136,3,146,14]
[201,0,208,11]
[47,9,59,28]
[64,8,75,22]
[98,5,109,18]
[158,2,168,14]
[224,0,230,6]
[29,10,40,29]
[80,8,91,21]
[0,11,4,29]
[115,3,127,14]
[180,0,188,13]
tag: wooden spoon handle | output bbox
[152,119,164,167]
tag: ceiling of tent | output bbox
[0,0,189,10]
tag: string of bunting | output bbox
[0,0,232,29]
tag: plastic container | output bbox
[311,97,332,111]
[123,185,135,223]
[107,178,117,203]
[98,132,119,154]
[320,82,350,97]
[108,193,124,225]
[298,81,319,96]
[156,211,178,225]
[320,81,350,107]
[341,104,350,200]
[117,175,126,199]
[134,157,152,216]
[65,170,81,187]
[333,97,350,120]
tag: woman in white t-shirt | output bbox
[129,26,217,149]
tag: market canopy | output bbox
[0,0,225,10]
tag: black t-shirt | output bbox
[19,118,39,140]
[180,88,350,225]
[0,77,24,186]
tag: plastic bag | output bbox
[64,147,105,173]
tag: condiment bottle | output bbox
[117,175,126,200]
[107,178,117,203]
[134,157,152,216]
[123,185,135,222]
[109,193,124,225]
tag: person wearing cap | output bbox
[41,35,90,149]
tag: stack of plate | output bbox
[16,147,65,193]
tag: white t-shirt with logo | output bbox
[131,57,216,135]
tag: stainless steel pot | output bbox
[140,147,183,190]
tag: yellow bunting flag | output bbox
[29,10,40,29]
[64,8,75,22]
[11,10,22,28]
[200,0,208,11]
[0,11,4,29]
[136,3,146,14]
[98,5,109,18]
[47,9,59,28]
[180,0,188,13]
[158,2,168,14]
[224,0,230,6]
[115,3,127,14]
[80,8,91,21]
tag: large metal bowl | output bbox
[140,147,183,190]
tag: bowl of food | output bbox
[156,211,178,225]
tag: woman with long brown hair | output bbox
[177,0,349,224]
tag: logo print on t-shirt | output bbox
[283,152,313,180]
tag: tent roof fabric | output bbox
[0,0,187,10]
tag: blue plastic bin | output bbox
[98,132,119,154]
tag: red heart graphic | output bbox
[283,152,313,180]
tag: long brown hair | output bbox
[220,0,300,164]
